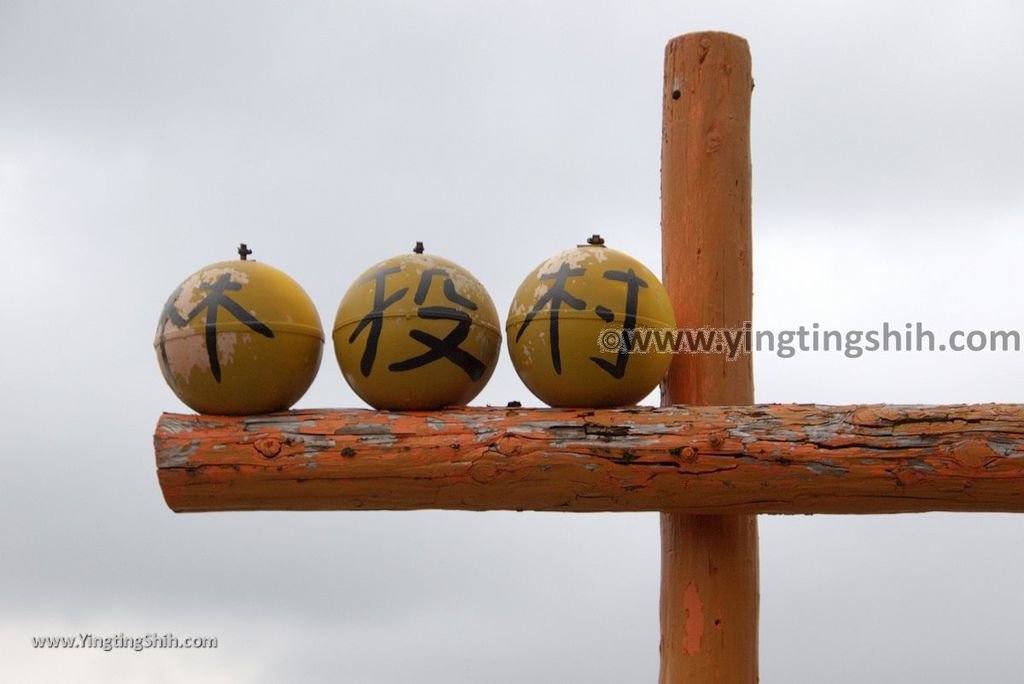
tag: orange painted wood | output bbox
[659,31,758,683]
[155,404,1024,514]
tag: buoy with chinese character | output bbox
[155,244,324,415]
[506,235,676,407]
[332,242,502,410]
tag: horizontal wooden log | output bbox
[155,404,1024,514]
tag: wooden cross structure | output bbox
[153,32,1024,682]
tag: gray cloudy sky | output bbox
[2,1,1023,682]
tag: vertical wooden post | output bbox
[659,32,758,683]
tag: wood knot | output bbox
[894,467,925,488]
[698,36,711,64]
[951,440,998,469]
[470,461,499,483]
[706,130,721,153]
[254,438,281,459]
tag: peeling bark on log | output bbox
[155,404,1024,514]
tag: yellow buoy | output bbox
[506,235,676,407]
[333,243,502,410]
[155,244,324,415]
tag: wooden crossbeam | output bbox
[155,403,1024,514]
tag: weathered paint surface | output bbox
[154,403,1024,514]
[682,582,704,655]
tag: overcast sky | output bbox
[2,1,1023,682]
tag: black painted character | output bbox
[349,265,409,376]
[514,262,586,374]
[589,267,648,378]
[156,285,188,388]
[158,273,275,383]
[388,268,487,380]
